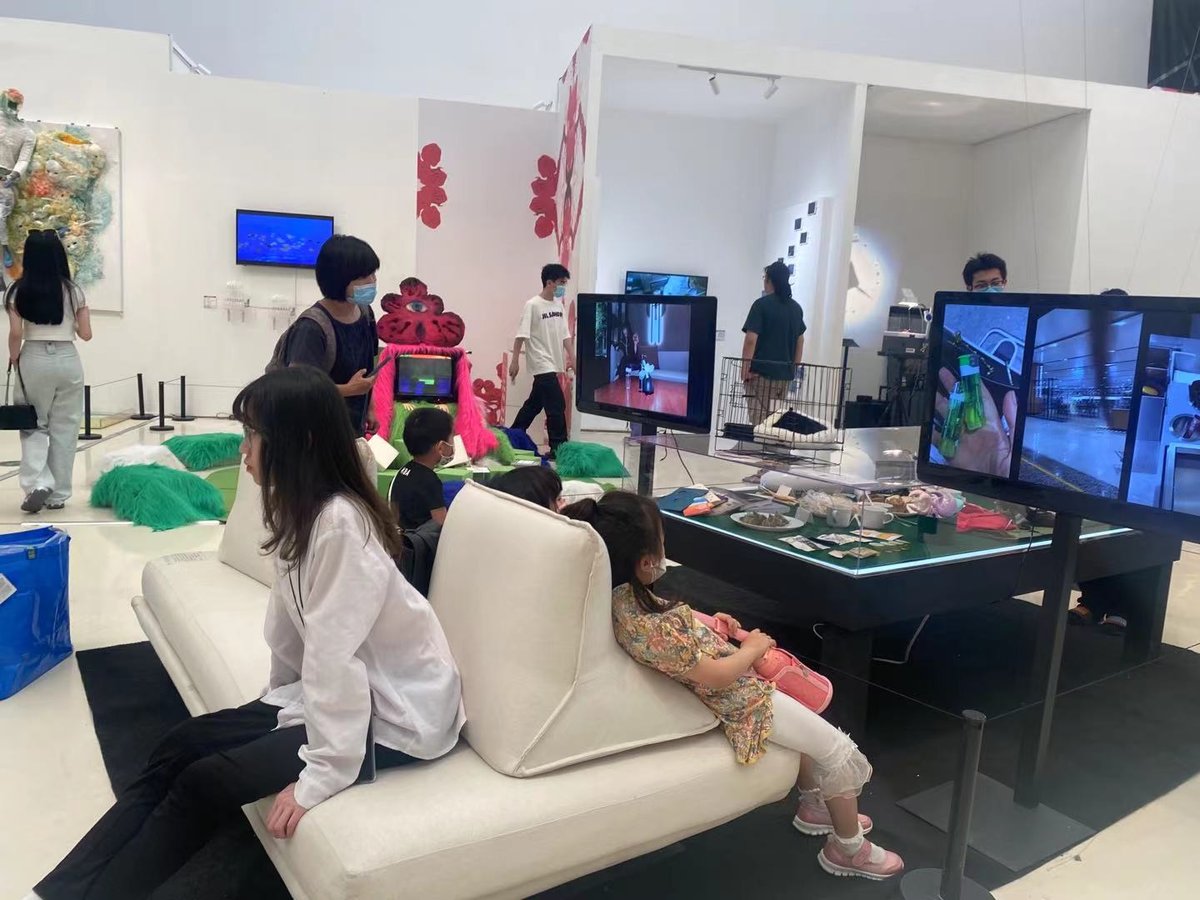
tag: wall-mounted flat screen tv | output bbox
[918,290,1200,540]
[236,209,334,269]
[576,293,718,434]
[624,271,709,297]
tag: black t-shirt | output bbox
[742,293,807,382]
[286,304,378,430]
[389,461,445,530]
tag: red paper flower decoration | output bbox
[378,277,466,347]
[554,59,587,265]
[416,143,447,229]
[529,154,558,239]
[473,353,509,427]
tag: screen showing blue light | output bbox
[236,211,334,268]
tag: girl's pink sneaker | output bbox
[792,803,872,836]
[818,837,905,881]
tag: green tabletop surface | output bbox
[658,488,1126,577]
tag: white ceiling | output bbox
[601,57,847,123]
[864,86,1080,145]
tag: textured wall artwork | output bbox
[8,122,122,311]
[416,143,447,229]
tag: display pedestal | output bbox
[899,513,1094,871]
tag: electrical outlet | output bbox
[202,295,218,309]
[716,329,726,341]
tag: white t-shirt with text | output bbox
[516,295,567,376]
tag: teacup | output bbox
[857,502,895,530]
[826,507,853,528]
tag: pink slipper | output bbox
[818,837,904,881]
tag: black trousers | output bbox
[37,700,412,900]
[512,372,567,449]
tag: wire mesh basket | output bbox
[716,357,848,458]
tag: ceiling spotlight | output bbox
[764,78,779,99]
[708,72,720,96]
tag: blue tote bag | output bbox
[0,527,72,700]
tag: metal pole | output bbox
[900,711,995,900]
[149,380,174,432]
[634,423,657,497]
[171,375,195,422]
[79,385,102,441]
[130,373,154,420]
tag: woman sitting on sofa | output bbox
[27,367,466,900]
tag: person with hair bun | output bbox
[563,491,903,882]
[741,260,806,425]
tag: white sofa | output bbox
[132,470,797,899]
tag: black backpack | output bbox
[398,519,441,596]
[266,304,375,374]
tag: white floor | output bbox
[1,422,1198,899]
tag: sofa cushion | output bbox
[428,483,715,777]
[141,553,270,711]
[247,731,795,900]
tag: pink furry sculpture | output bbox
[369,344,498,461]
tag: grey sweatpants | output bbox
[15,340,83,504]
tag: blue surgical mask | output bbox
[553,285,567,299]
[976,285,1003,294]
[350,284,376,306]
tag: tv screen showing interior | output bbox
[236,210,334,268]
[918,291,1200,539]
[624,271,709,297]
[576,293,718,434]
[393,354,455,402]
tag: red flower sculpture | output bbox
[378,277,466,347]
[555,58,587,266]
[416,143,447,229]
[473,353,509,427]
[529,154,558,239]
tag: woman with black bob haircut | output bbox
[279,234,381,433]
[5,228,92,513]
[28,367,465,900]
[489,465,564,510]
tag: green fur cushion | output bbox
[91,464,228,531]
[164,433,243,471]
[388,402,458,469]
[553,441,630,479]
[488,428,516,466]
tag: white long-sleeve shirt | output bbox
[261,495,466,809]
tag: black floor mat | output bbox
[75,563,1200,899]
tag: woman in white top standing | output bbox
[27,366,465,900]
[5,229,92,513]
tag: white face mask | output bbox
[648,557,668,583]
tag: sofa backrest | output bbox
[218,439,379,588]
[429,482,716,777]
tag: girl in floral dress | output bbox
[563,491,903,881]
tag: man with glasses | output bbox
[962,252,1007,293]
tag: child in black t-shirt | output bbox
[389,407,454,529]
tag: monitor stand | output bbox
[899,513,1095,871]
[631,423,657,497]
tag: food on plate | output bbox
[740,511,790,528]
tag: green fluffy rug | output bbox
[164,433,243,471]
[92,464,227,531]
[554,441,630,478]
[488,427,516,466]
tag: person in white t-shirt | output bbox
[27,366,465,900]
[509,263,575,455]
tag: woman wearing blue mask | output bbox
[278,234,381,433]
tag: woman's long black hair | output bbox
[764,259,793,303]
[233,366,405,564]
[6,230,80,325]
[562,490,678,614]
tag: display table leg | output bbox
[1121,564,1172,664]
[819,626,872,736]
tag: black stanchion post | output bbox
[149,380,175,432]
[131,373,154,421]
[79,384,102,441]
[900,711,995,900]
[171,375,195,422]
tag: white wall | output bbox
[8,0,1154,106]
[1,17,418,416]
[592,107,774,428]
[850,135,973,394]
[967,113,1089,293]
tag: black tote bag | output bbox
[0,363,39,431]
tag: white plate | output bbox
[731,511,808,532]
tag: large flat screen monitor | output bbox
[576,293,718,434]
[624,271,709,297]
[236,209,334,268]
[393,354,455,403]
[918,291,1200,539]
